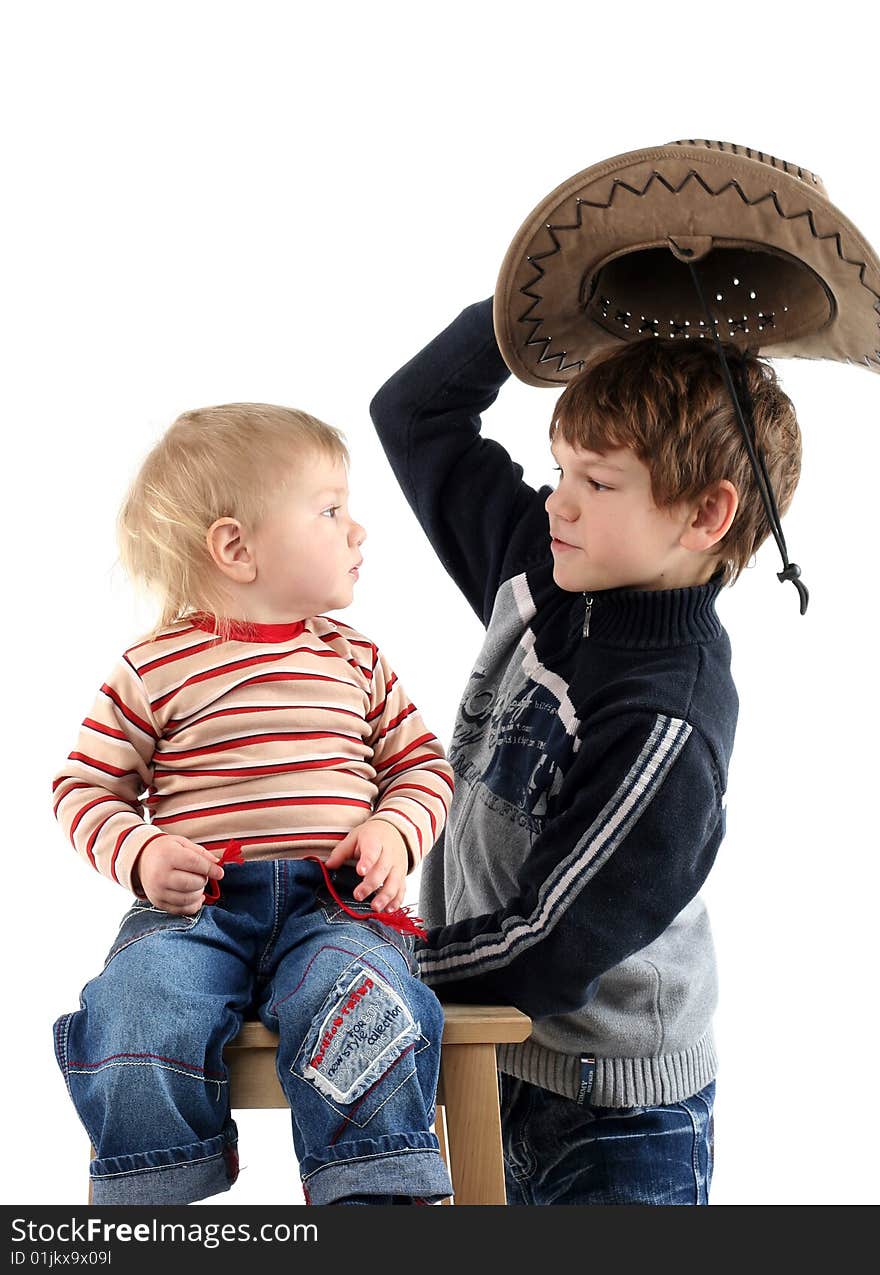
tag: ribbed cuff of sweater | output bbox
[497,1032,718,1109]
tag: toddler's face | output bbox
[545,437,700,594]
[250,452,366,619]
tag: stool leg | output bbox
[88,1145,95,1205]
[433,1106,453,1205]
[439,1043,506,1205]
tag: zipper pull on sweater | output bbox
[582,595,593,638]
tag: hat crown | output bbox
[666,139,828,197]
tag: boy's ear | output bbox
[679,480,739,553]
[206,518,257,583]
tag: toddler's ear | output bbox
[206,517,256,582]
[681,480,738,552]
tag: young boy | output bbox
[370,298,801,1206]
[52,403,455,1206]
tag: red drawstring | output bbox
[202,843,427,940]
[203,840,245,904]
[305,855,427,940]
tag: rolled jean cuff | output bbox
[90,1124,239,1205]
[300,1133,453,1205]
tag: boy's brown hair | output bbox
[549,339,802,584]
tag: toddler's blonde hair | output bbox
[118,403,349,635]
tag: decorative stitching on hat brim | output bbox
[513,168,880,376]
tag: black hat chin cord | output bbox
[683,257,809,615]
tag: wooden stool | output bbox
[87,1003,530,1205]
[224,1003,530,1205]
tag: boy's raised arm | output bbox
[416,711,725,1018]
[370,297,551,626]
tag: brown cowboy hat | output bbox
[493,139,880,387]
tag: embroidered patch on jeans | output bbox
[299,963,420,1106]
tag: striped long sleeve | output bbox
[52,657,165,892]
[366,644,455,868]
[52,613,453,893]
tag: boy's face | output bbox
[545,436,708,594]
[250,452,366,618]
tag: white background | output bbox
[3,1,878,1207]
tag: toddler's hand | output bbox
[324,818,409,912]
[134,835,225,916]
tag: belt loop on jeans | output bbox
[576,1055,596,1106]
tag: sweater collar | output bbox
[577,571,725,649]
[190,613,308,644]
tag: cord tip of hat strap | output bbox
[777,562,809,614]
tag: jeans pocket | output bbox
[501,1075,539,1181]
[104,900,203,968]
[292,957,424,1127]
[316,869,418,973]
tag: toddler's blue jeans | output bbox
[53,858,453,1205]
[500,1074,715,1205]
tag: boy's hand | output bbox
[133,835,225,915]
[324,818,410,912]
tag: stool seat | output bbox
[227,1004,531,1050]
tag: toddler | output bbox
[52,403,455,1206]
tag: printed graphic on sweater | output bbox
[452,671,569,821]
[449,573,579,833]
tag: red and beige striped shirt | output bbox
[52,612,454,894]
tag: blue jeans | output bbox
[499,1073,715,1205]
[53,859,452,1205]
